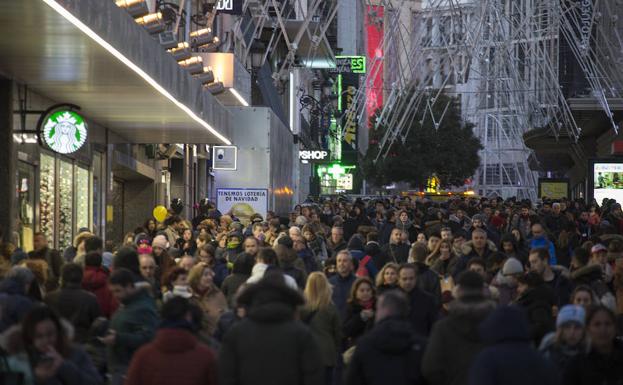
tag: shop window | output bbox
[58,160,73,251]
[75,166,90,234]
[16,162,35,252]
[39,154,56,247]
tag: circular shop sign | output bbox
[42,110,88,154]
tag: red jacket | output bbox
[82,266,118,318]
[125,328,217,385]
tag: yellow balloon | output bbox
[153,205,168,222]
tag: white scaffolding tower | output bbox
[350,0,623,200]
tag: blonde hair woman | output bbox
[375,263,400,294]
[301,272,342,383]
[188,262,228,337]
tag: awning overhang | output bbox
[0,0,232,144]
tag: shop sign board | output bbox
[330,56,366,74]
[41,110,88,154]
[212,145,237,170]
[217,188,268,224]
[215,0,243,14]
[299,150,330,161]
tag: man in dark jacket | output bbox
[45,263,101,343]
[379,229,410,268]
[422,271,496,385]
[398,264,437,336]
[102,268,159,385]
[29,232,64,291]
[126,297,217,385]
[347,290,427,385]
[528,247,572,308]
[327,226,347,258]
[468,306,559,385]
[329,250,356,320]
[219,272,323,385]
[411,242,442,305]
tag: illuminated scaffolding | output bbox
[350,0,623,199]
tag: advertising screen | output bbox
[593,163,623,203]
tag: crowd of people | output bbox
[1,195,623,385]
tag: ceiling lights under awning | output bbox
[0,0,232,144]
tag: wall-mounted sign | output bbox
[215,0,243,15]
[212,145,237,170]
[41,110,88,154]
[331,56,366,74]
[299,150,330,161]
[216,188,268,225]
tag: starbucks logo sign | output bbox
[42,110,88,154]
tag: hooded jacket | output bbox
[219,275,323,385]
[82,266,118,318]
[0,278,33,333]
[125,328,217,385]
[45,283,101,343]
[346,317,427,385]
[468,306,560,385]
[422,296,496,385]
[108,289,159,371]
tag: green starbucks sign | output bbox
[42,110,88,154]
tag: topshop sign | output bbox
[299,150,330,162]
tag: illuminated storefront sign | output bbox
[41,110,88,154]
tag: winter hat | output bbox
[556,305,585,328]
[502,258,524,276]
[152,235,169,250]
[591,243,607,254]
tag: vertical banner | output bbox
[341,72,359,151]
[366,5,384,126]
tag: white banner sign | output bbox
[217,188,268,224]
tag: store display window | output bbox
[39,153,56,248]
[16,161,35,252]
[58,159,74,251]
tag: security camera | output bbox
[216,148,225,160]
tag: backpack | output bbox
[356,255,372,277]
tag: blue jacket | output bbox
[329,273,356,320]
[528,236,557,265]
[469,306,559,385]
[0,278,34,333]
[349,250,379,280]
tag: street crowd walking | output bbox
[1,195,623,384]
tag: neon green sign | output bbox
[42,110,88,154]
[334,56,366,74]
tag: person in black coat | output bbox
[44,263,101,343]
[219,272,323,385]
[347,290,427,385]
[398,264,438,336]
[343,277,376,347]
[379,229,410,268]
[468,305,559,385]
[513,272,556,345]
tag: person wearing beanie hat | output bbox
[422,269,496,385]
[491,257,524,305]
[151,235,169,251]
[539,305,587,374]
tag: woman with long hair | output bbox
[428,239,459,277]
[17,306,101,384]
[188,262,228,337]
[570,285,597,310]
[143,219,157,239]
[539,305,588,374]
[300,272,341,385]
[343,277,376,347]
[563,306,623,384]
[375,263,400,294]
